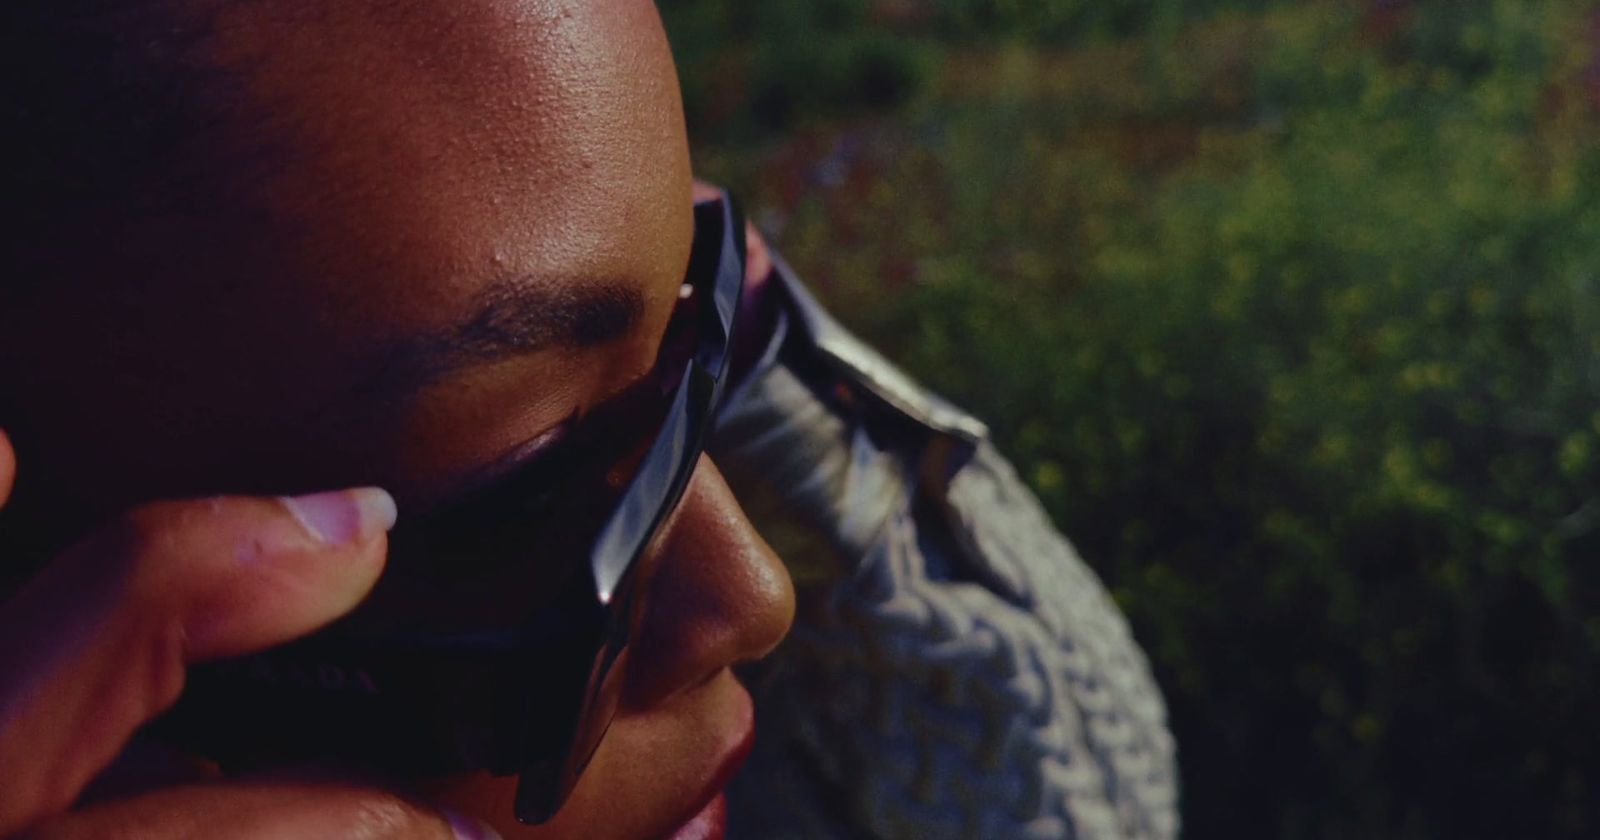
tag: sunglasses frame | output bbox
[509,189,746,821]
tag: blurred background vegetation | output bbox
[663,1,1600,838]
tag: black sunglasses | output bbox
[156,191,747,824]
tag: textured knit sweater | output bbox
[711,257,1180,840]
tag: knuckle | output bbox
[113,500,196,555]
[100,497,234,575]
[66,499,233,621]
[86,510,175,594]
[67,512,160,597]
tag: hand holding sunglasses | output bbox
[155,192,748,825]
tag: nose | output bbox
[620,455,795,711]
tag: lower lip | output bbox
[665,792,727,840]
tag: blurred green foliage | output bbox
[664,2,1600,838]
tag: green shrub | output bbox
[671,2,1600,837]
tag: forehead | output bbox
[206,0,691,320]
[4,0,695,514]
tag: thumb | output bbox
[0,488,394,834]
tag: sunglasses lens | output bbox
[516,592,639,821]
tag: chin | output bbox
[419,670,755,840]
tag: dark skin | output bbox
[0,1,794,838]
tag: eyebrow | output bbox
[355,274,646,400]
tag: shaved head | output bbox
[3,0,688,287]
[0,0,693,517]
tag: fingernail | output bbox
[280,487,397,545]
[442,808,504,840]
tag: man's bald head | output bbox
[1,0,690,295]
[0,0,694,519]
